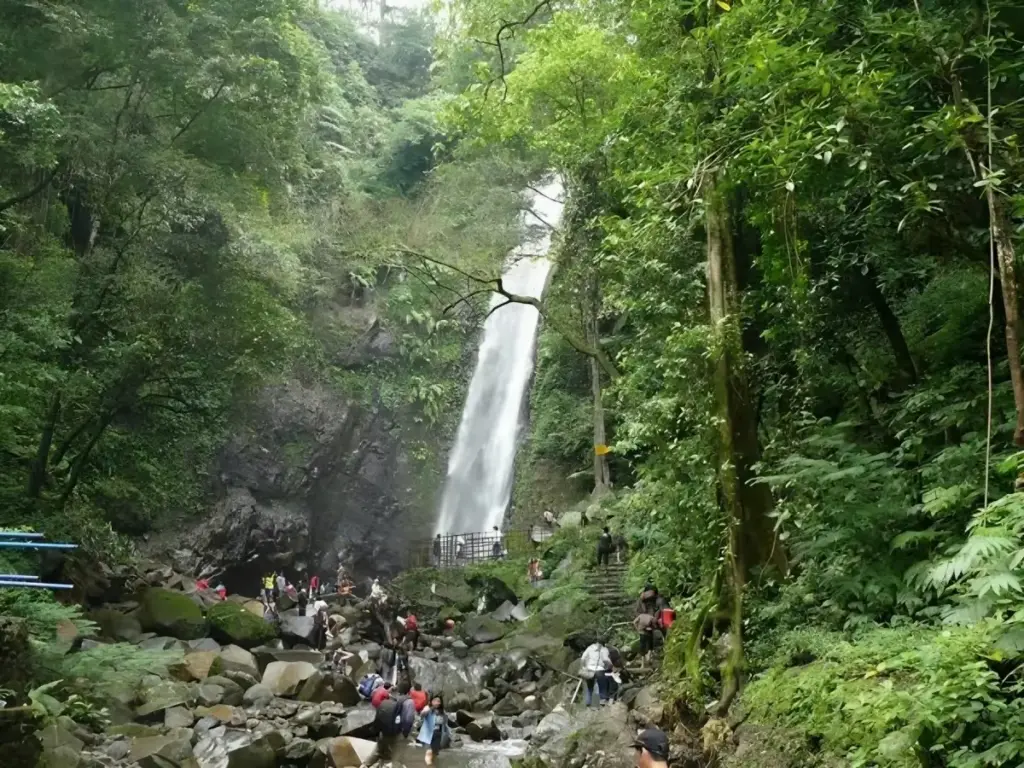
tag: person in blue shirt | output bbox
[417,694,451,765]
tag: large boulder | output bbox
[211,645,260,680]
[465,573,518,611]
[298,671,360,706]
[335,707,377,739]
[251,646,324,671]
[326,736,377,767]
[179,650,218,681]
[88,609,143,643]
[465,715,501,742]
[137,588,207,640]
[531,703,635,768]
[462,615,507,645]
[207,601,276,649]
[193,727,278,768]
[279,614,318,646]
[129,733,194,767]
[135,680,194,721]
[493,692,527,716]
[407,656,485,701]
[262,661,317,697]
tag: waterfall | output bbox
[434,178,564,536]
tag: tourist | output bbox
[417,694,451,765]
[275,572,286,595]
[214,583,226,600]
[379,640,397,685]
[432,534,442,567]
[403,613,419,651]
[615,532,628,564]
[312,594,329,616]
[580,637,611,707]
[410,682,428,713]
[543,509,557,528]
[371,681,392,709]
[297,587,308,617]
[372,686,404,762]
[395,681,417,737]
[606,644,624,701]
[634,611,658,667]
[195,577,209,591]
[527,558,540,584]
[597,526,614,568]
[637,581,663,616]
[313,605,328,650]
[455,534,465,562]
[633,728,670,768]
[285,581,297,600]
[309,573,320,596]
[491,526,504,559]
[262,573,274,603]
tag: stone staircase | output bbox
[585,560,633,626]
[584,560,661,678]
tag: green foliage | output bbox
[746,623,1024,767]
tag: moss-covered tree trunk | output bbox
[705,176,788,713]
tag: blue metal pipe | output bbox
[0,532,44,539]
[0,580,74,589]
[0,541,77,550]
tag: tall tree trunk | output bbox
[861,270,917,386]
[27,392,61,497]
[989,190,1024,447]
[705,179,787,578]
[588,277,611,494]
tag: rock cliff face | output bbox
[159,378,434,592]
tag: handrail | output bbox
[0,530,76,589]
[406,524,557,569]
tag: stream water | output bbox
[434,178,564,536]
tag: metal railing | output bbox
[0,531,76,589]
[406,524,557,569]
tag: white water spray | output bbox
[434,178,564,535]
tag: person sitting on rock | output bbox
[371,681,393,708]
[417,694,451,765]
[214,583,226,600]
[195,577,210,591]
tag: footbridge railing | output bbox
[406,524,556,569]
[0,531,76,589]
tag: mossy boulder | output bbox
[137,588,207,640]
[207,601,277,649]
[461,615,507,645]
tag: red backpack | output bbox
[406,614,418,630]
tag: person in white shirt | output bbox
[580,639,611,707]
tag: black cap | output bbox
[633,728,669,760]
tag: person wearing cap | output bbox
[633,728,670,768]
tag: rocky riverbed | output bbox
[25,559,686,768]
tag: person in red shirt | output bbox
[404,614,419,651]
[371,682,392,709]
[409,682,428,713]
[215,584,227,600]
[195,578,209,591]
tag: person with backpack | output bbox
[637,581,664,616]
[580,637,611,707]
[634,611,658,668]
[372,685,407,762]
[597,527,614,568]
[417,694,451,765]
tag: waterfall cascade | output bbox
[434,178,564,536]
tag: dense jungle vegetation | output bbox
[0,0,532,556]
[447,0,1024,764]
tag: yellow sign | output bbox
[594,444,611,456]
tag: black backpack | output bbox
[375,697,401,735]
